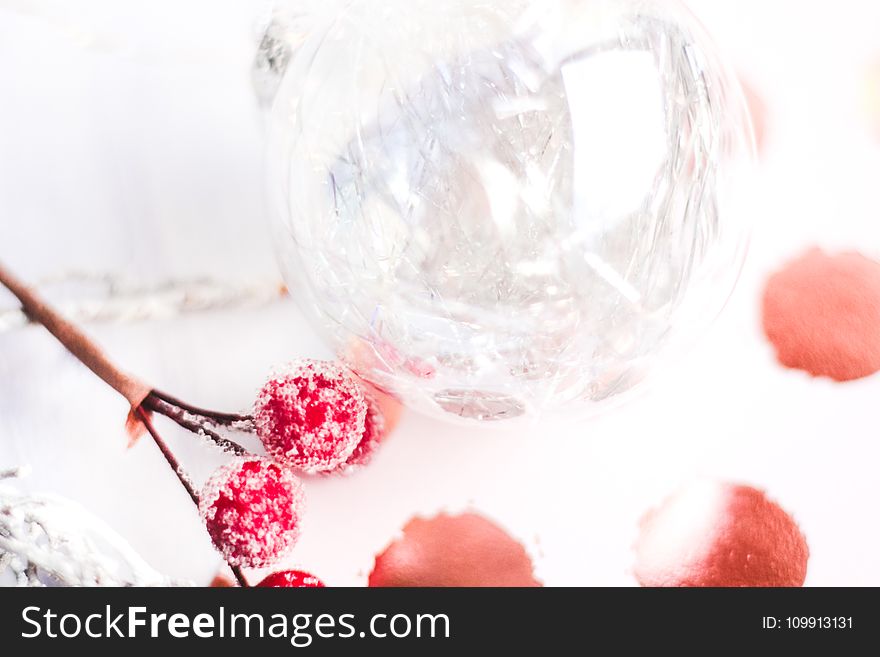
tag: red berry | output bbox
[254,360,367,473]
[257,570,325,588]
[333,402,381,472]
[331,382,403,475]
[199,457,305,568]
[330,394,382,473]
[369,513,541,587]
[762,248,880,381]
[365,383,403,437]
[635,481,809,587]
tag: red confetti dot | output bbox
[257,570,325,588]
[635,481,808,587]
[762,248,880,381]
[254,360,367,472]
[209,573,235,587]
[200,457,305,568]
[369,512,541,587]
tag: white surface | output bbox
[2,0,880,586]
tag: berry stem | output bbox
[0,261,251,451]
[137,408,249,588]
[1,260,252,587]
[143,395,249,456]
[150,389,253,426]
[231,565,248,588]
[136,407,200,506]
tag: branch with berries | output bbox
[0,261,401,588]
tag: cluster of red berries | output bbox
[0,262,391,587]
[199,359,399,584]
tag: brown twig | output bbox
[150,389,253,426]
[0,261,151,409]
[0,260,252,450]
[1,260,251,587]
[137,408,248,588]
[136,407,200,506]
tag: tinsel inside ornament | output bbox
[265,0,753,423]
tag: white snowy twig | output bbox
[0,273,286,332]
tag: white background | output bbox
[1,0,879,586]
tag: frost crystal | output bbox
[199,457,305,568]
[254,360,367,473]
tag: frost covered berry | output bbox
[199,457,305,568]
[332,382,402,474]
[257,570,325,588]
[330,394,383,474]
[254,360,367,473]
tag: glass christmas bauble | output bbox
[264,0,753,423]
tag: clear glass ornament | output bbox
[263,0,754,423]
